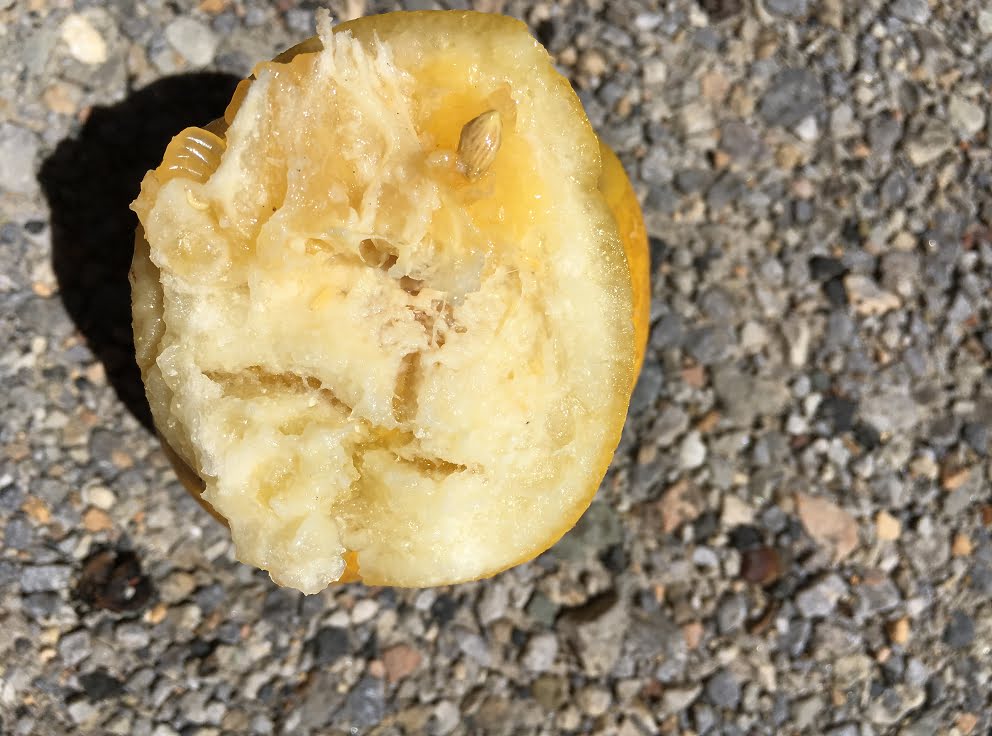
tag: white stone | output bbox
[794,115,820,141]
[979,9,992,35]
[721,495,755,527]
[949,95,986,137]
[0,124,39,195]
[679,431,707,470]
[83,485,116,510]
[61,13,108,65]
[165,18,218,67]
[351,598,378,624]
[643,59,668,86]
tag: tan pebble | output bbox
[682,621,703,649]
[83,507,113,533]
[382,643,422,683]
[941,465,971,491]
[111,450,134,470]
[144,603,168,624]
[700,70,730,102]
[32,282,55,298]
[43,83,81,115]
[367,659,386,679]
[952,533,974,557]
[579,50,607,77]
[712,149,732,169]
[875,510,901,541]
[198,0,230,13]
[22,497,51,524]
[795,492,859,562]
[887,617,910,646]
[776,143,804,169]
[956,713,979,735]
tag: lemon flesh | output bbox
[131,11,635,592]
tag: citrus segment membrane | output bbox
[131,11,635,591]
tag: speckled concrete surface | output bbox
[3,1,992,734]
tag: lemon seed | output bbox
[457,110,502,180]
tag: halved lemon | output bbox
[130,10,649,592]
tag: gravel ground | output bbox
[3,0,992,734]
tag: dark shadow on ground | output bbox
[39,72,241,430]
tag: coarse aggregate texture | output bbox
[3,0,992,734]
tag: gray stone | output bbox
[551,501,622,561]
[692,546,720,568]
[311,626,349,665]
[795,574,847,618]
[640,147,672,186]
[970,563,992,595]
[719,120,765,163]
[704,669,741,709]
[651,313,684,350]
[793,696,824,729]
[781,618,812,657]
[855,577,901,621]
[693,703,717,732]
[826,726,859,736]
[713,367,790,424]
[646,185,679,216]
[890,0,930,24]
[58,630,92,667]
[943,610,975,648]
[759,68,824,128]
[20,565,72,593]
[477,582,509,625]
[456,631,491,667]
[4,516,34,549]
[880,171,908,207]
[706,174,745,212]
[860,388,921,434]
[341,676,385,731]
[880,252,921,298]
[685,326,736,365]
[165,18,218,67]
[674,168,715,194]
[716,594,747,634]
[521,632,558,673]
[525,593,558,629]
[765,0,809,17]
[625,610,686,681]
[284,8,314,34]
[0,124,40,195]
[115,622,150,650]
[652,405,690,447]
[630,360,663,414]
[867,112,903,156]
[561,591,629,676]
[904,658,929,687]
